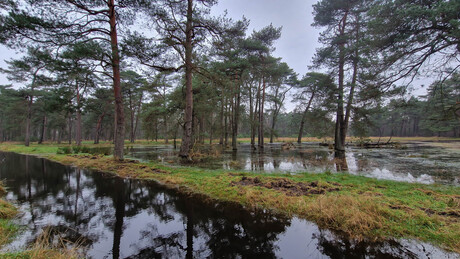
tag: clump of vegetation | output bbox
[0,182,19,247]
[57,146,100,155]
[56,147,72,155]
[71,146,91,154]
[88,147,112,156]
[1,227,82,259]
[307,194,389,240]
[187,145,222,162]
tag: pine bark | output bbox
[297,92,315,143]
[75,80,82,146]
[179,0,194,158]
[232,77,240,150]
[109,0,125,160]
[258,76,266,149]
[38,115,47,144]
[94,112,105,144]
[334,11,348,156]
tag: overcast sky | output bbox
[211,0,321,77]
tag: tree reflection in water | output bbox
[0,152,456,258]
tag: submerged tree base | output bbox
[0,143,459,255]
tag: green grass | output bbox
[0,142,459,254]
[0,182,19,248]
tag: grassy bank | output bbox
[0,183,19,248]
[0,142,459,254]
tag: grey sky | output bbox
[211,0,321,78]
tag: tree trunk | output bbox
[224,97,228,147]
[38,115,47,144]
[259,76,266,149]
[173,124,178,149]
[252,82,259,149]
[200,115,205,144]
[269,87,280,144]
[334,11,348,156]
[209,116,213,145]
[179,0,194,158]
[25,70,40,147]
[270,115,275,143]
[249,84,256,148]
[133,99,141,143]
[58,126,63,144]
[25,95,33,146]
[109,0,125,160]
[219,90,224,145]
[68,115,72,145]
[129,91,135,143]
[94,112,105,144]
[343,14,359,143]
[232,80,241,151]
[163,118,169,144]
[75,80,82,146]
[297,93,315,143]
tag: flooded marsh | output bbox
[124,141,460,185]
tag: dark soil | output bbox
[231,176,341,196]
[389,204,460,218]
[423,208,460,218]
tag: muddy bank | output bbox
[232,176,341,196]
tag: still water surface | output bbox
[126,142,460,185]
[0,152,457,258]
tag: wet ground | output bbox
[124,142,460,185]
[0,152,457,258]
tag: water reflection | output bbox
[0,152,457,258]
[125,143,460,185]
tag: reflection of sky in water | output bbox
[126,142,460,185]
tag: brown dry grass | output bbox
[306,194,389,241]
[0,182,18,248]
[22,227,82,259]
[0,199,17,219]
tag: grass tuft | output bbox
[0,182,19,248]
[1,227,82,259]
[307,194,388,241]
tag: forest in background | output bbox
[0,0,458,159]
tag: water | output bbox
[124,142,460,185]
[0,152,457,258]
